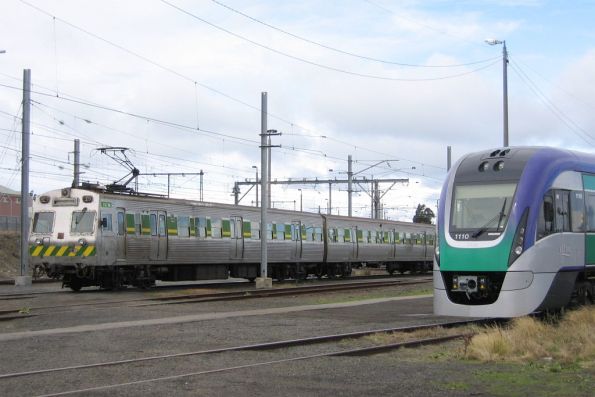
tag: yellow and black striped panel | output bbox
[29,244,96,258]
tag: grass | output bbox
[464,306,595,366]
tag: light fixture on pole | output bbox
[252,165,259,207]
[485,38,509,147]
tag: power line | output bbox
[209,0,499,68]
[509,58,595,145]
[9,4,453,162]
[161,0,500,82]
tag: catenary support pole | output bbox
[73,139,80,187]
[16,69,32,287]
[447,146,452,171]
[348,155,352,217]
[258,92,271,288]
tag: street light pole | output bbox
[486,39,509,147]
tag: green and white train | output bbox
[434,147,595,317]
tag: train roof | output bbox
[454,146,595,183]
[38,186,433,228]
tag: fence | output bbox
[0,216,20,232]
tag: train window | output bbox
[356,229,363,243]
[328,228,336,243]
[189,218,196,237]
[285,224,292,240]
[301,224,307,241]
[211,219,221,238]
[158,214,166,237]
[32,212,54,233]
[117,212,125,236]
[71,210,96,234]
[196,217,206,237]
[337,228,345,243]
[251,222,260,240]
[125,214,135,235]
[404,233,411,244]
[266,223,273,240]
[178,216,190,237]
[370,230,376,244]
[585,193,595,232]
[537,192,555,240]
[570,191,585,232]
[395,232,401,244]
[305,226,314,241]
[275,224,285,240]
[314,227,322,242]
[290,224,299,241]
[206,218,212,237]
[344,229,351,243]
[150,214,157,236]
[101,213,112,232]
[554,191,570,233]
[221,219,231,238]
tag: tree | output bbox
[413,203,435,224]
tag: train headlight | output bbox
[452,276,458,290]
[77,238,88,246]
[35,238,43,246]
[508,207,529,267]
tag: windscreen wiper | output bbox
[472,198,507,238]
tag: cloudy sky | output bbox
[1,0,594,220]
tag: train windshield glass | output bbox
[71,210,96,234]
[32,212,54,233]
[451,183,516,232]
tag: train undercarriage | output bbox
[40,260,431,291]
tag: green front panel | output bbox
[440,234,513,272]
[586,234,595,265]
[582,174,595,191]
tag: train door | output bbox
[554,190,572,267]
[291,221,303,260]
[150,211,167,260]
[116,208,126,260]
[390,229,397,259]
[351,226,359,260]
[230,216,244,260]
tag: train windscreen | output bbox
[32,212,54,233]
[71,210,97,234]
[450,183,516,234]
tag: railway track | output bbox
[0,276,432,319]
[0,319,496,397]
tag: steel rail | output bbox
[29,328,483,397]
[0,277,431,316]
[0,319,490,382]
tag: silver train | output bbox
[29,186,435,291]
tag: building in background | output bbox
[0,185,21,232]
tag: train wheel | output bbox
[341,264,352,278]
[69,276,82,292]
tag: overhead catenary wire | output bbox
[209,0,499,68]
[9,4,450,166]
[160,0,500,82]
[508,58,595,145]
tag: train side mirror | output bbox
[100,218,108,228]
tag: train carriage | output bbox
[29,185,434,291]
[434,147,595,317]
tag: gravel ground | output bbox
[1,282,593,397]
